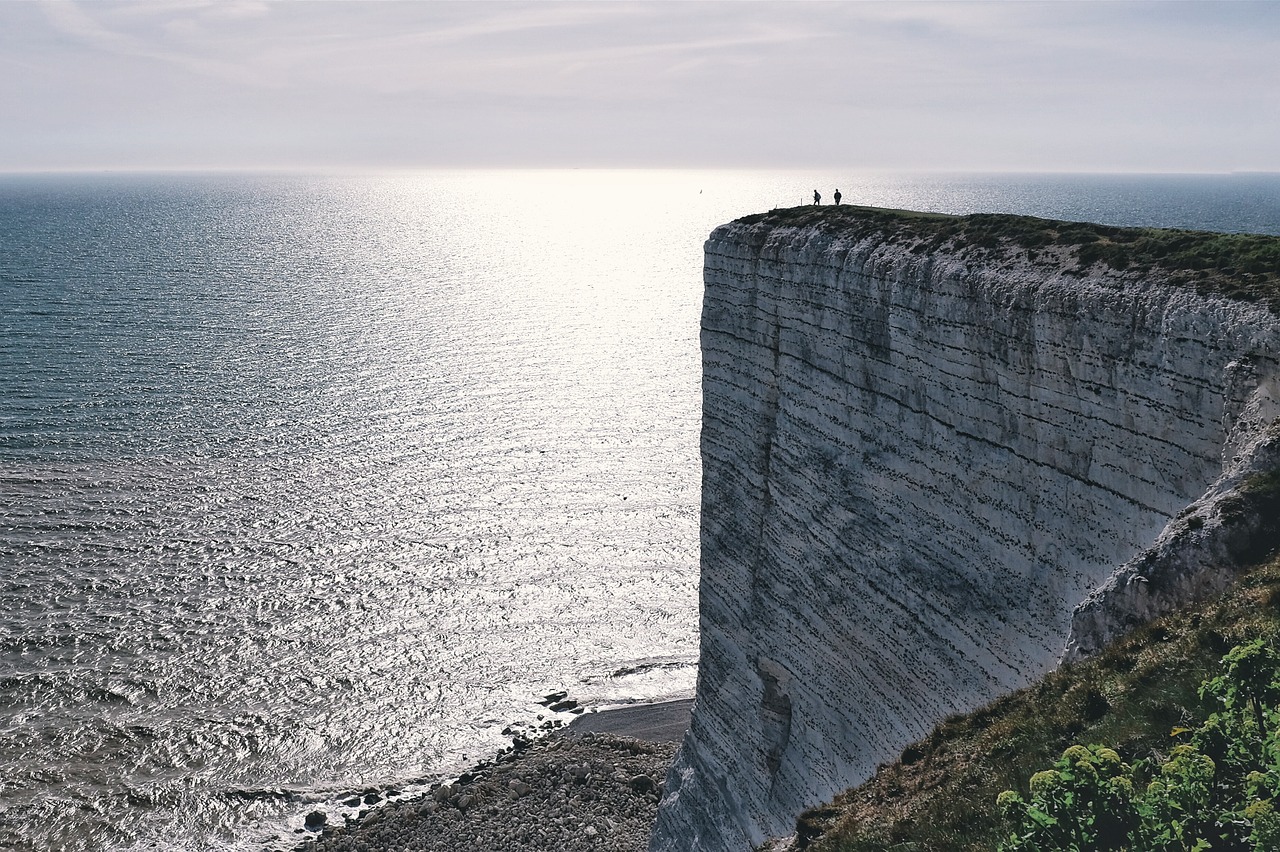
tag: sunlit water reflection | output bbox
[2,170,1278,850]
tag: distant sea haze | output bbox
[1,170,1277,851]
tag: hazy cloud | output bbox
[2,1,1276,172]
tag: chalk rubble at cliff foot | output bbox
[649,208,1280,852]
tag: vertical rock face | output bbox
[649,212,1280,852]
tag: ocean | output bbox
[2,170,1279,851]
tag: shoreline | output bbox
[300,699,692,852]
[566,698,693,744]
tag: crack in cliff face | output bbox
[650,218,1280,852]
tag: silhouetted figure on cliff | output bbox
[833,189,842,205]
[813,190,821,205]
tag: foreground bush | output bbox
[999,639,1280,851]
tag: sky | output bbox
[0,0,1277,174]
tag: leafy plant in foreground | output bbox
[998,640,1280,851]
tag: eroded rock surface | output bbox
[650,214,1280,852]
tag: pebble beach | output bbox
[302,701,692,852]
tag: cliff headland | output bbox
[650,205,1280,852]
[302,206,1280,852]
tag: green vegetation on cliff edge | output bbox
[790,550,1280,852]
[738,205,1280,313]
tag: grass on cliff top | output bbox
[794,552,1280,852]
[736,205,1280,312]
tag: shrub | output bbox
[997,744,1136,851]
[998,640,1280,851]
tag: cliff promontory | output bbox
[650,207,1280,852]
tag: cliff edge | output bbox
[650,207,1280,852]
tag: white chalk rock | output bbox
[649,215,1280,852]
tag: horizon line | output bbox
[2,166,1277,178]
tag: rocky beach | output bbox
[301,700,692,852]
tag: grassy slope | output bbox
[737,206,1280,312]
[792,553,1280,852]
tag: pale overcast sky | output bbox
[1,0,1276,173]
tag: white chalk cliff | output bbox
[649,209,1280,852]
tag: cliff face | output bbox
[649,211,1280,852]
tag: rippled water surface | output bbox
[2,170,1278,851]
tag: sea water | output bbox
[2,170,1278,851]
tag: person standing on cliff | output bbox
[833,189,842,205]
[813,190,821,205]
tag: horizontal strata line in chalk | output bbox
[704,245,1261,361]
[746,451,1110,610]
[704,278,1231,423]
[766,351,1205,501]
[700,303,1226,459]
[703,412,1168,574]
[744,489,1044,679]
[703,338,1190,519]
[702,324,1217,480]
[773,383,1194,533]
[757,419,1062,563]
[701,368,1177,527]
[703,412,1116,612]
[696,576,1032,763]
